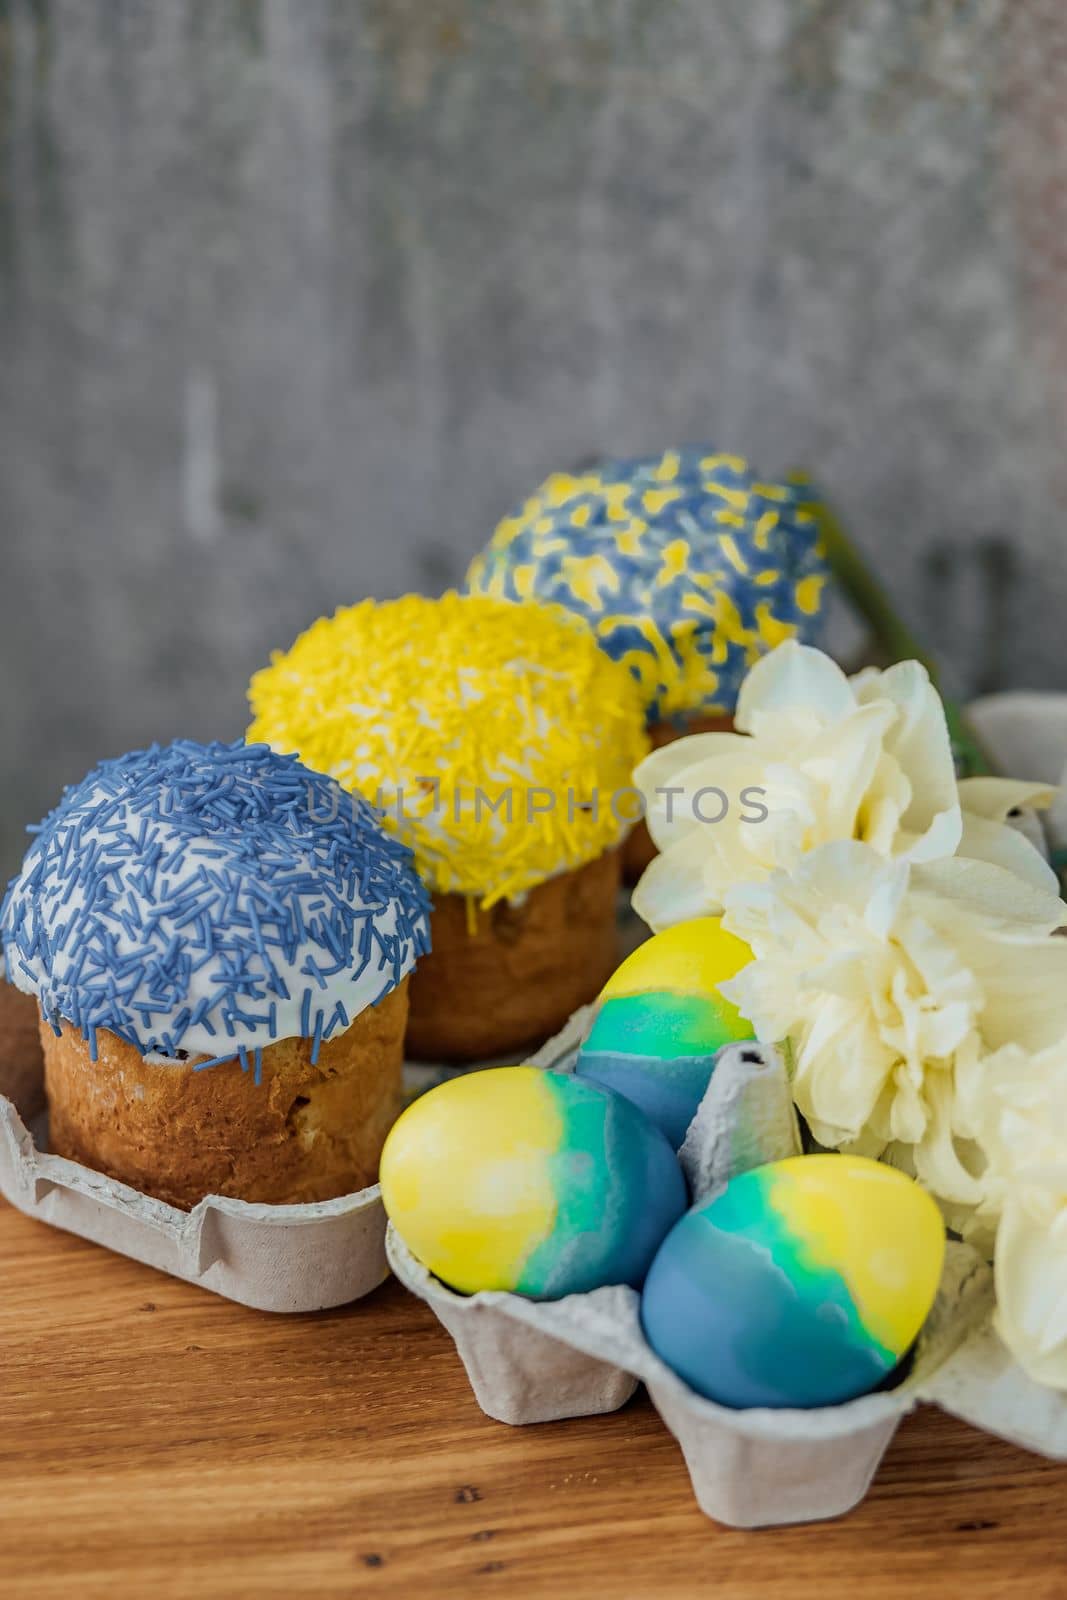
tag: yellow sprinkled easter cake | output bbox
[248,592,650,1061]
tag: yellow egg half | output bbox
[600,916,754,1004]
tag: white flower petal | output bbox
[957,812,1061,898]
[735,640,856,736]
[914,855,1067,935]
[958,777,1057,821]
[635,733,753,848]
[631,828,724,929]
[854,660,962,857]
[995,1198,1067,1390]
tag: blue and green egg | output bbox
[380,1066,687,1299]
[641,1155,946,1410]
[576,917,756,1147]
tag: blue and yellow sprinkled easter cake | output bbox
[466,447,830,728]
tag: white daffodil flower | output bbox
[718,841,1067,1209]
[632,641,1059,929]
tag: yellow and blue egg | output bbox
[641,1155,946,1410]
[465,447,829,722]
[380,1066,687,1299]
[576,918,756,1147]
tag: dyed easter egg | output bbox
[576,918,755,1147]
[641,1155,945,1409]
[380,1066,687,1299]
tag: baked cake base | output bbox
[39,978,409,1210]
[406,851,621,1063]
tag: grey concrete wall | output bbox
[2,0,1067,878]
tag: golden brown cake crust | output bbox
[623,713,737,882]
[40,978,409,1210]
[405,851,621,1063]
[0,976,46,1120]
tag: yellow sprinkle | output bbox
[753,510,778,551]
[655,539,690,587]
[718,534,749,577]
[560,553,621,611]
[615,518,648,557]
[701,480,750,513]
[513,564,536,600]
[643,487,681,516]
[542,472,588,508]
[796,573,827,616]
[755,601,797,648]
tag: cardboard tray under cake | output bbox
[0,895,652,1314]
[0,1048,389,1313]
[389,1011,1067,1530]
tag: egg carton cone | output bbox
[387,1037,805,1435]
[640,1243,992,1528]
[388,1033,1040,1527]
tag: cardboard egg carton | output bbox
[388,1028,1067,1529]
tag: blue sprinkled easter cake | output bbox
[0,739,431,1208]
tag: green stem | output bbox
[810,500,990,776]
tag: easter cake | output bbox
[0,739,430,1210]
[248,592,649,1061]
[465,448,830,873]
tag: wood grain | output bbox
[1,1200,1066,1600]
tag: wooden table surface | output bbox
[2,1201,1066,1600]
